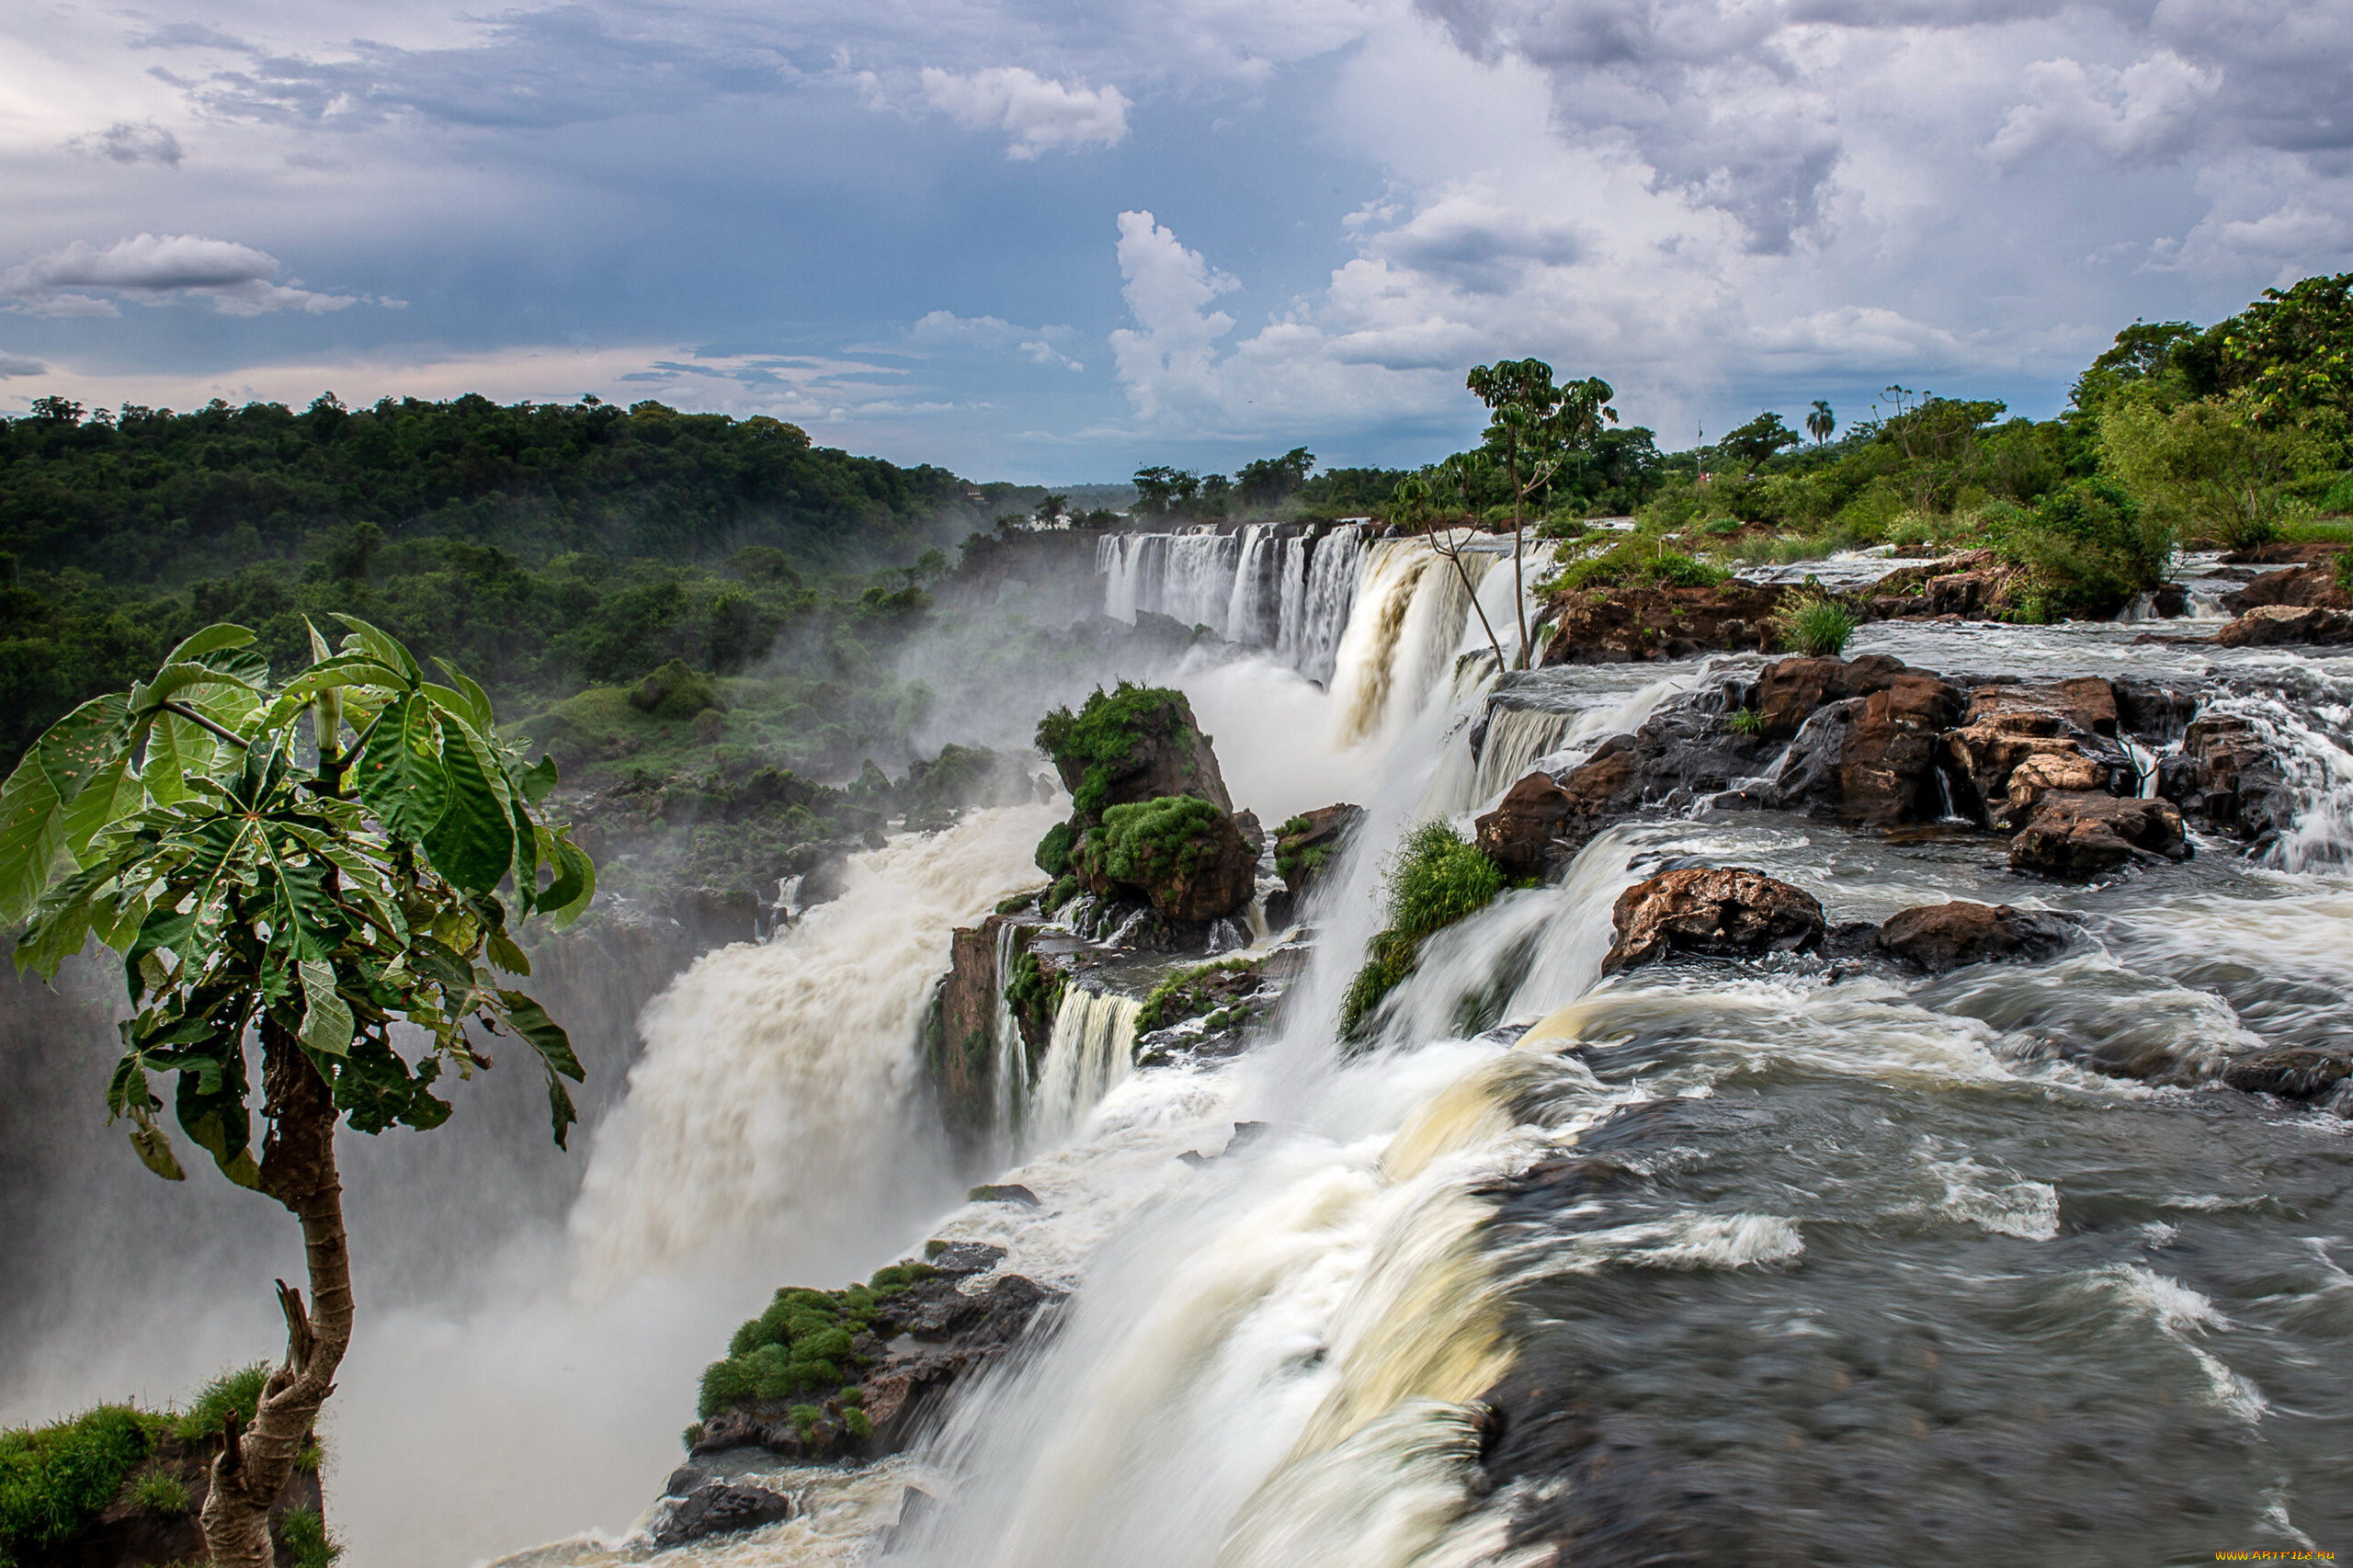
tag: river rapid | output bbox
[5,528,2348,1566]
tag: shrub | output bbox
[699,1265,936,1419]
[2098,392,2329,550]
[1135,957,1257,1033]
[843,1408,875,1440]
[628,658,723,720]
[1043,874,1080,915]
[2336,550,2352,594]
[1340,823,1505,1037]
[1033,820,1075,878]
[1771,592,1858,657]
[1078,796,1226,889]
[1994,475,2173,618]
[130,1471,189,1514]
[278,1504,342,1568]
[1726,706,1766,736]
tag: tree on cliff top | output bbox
[1466,359,1617,668]
[0,617,595,1567]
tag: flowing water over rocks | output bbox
[20,525,2345,1568]
[479,528,2350,1568]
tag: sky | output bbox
[1,0,2348,483]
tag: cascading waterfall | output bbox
[566,801,1062,1290]
[1471,709,1571,803]
[1025,987,1145,1153]
[1098,524,1363,683]
[2202,671,2353,870]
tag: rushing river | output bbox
[5,530,2347,1566]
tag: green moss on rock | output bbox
[698,1264,939,1420]
[1340,823,1505,1038]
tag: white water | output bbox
[569,802,1062,1291]
[1025,987,1144,1153]
[1100,524,1365,684]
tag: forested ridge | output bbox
[0,394,1020,771]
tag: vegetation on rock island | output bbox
[697,1265,938,1423]
[1341,823,1506,1039]
[1033,682,1204,822]
[0,617,591,1567]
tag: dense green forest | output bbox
[0,394,1032,773]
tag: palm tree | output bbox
[1806,400,1836,446]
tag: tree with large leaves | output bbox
[0,617,595,1568]
[1465,359,1616,668]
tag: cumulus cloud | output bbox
[0,234,364,316]
[906,311,1084,367]
[66,121,185,165]
[918,66,1130,158]
[1984,51,2219,168]
[1108,210,1241,423]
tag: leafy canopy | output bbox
[0,615,596,1187]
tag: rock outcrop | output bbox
[1272,804,1363,909]
[1539,582,1788,665]
[647,1478,796,1549]
[1601,868,1826,973]
[1036,683,1232,823]
[2219,1047,2352,1101]
[693,1247,1062,1464]
[2219,555,2349,615]
[2006,793,2189,877]
[1860,549,2029,620]
[2212,604,2353,647]
[1071,795,1257,922]
[1875,901,2079,971]
[2158,713,2298,844]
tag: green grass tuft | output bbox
[278,1504,342,1568]
[0,1406,154,1557]
[130,1471,190,1514]
[169,1364,267,1443]
[1771,592,1859,657]
[1726,706,1766,736]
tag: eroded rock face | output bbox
[1041,687,1233,821]
[1765,663,1966,826]
[2213,604,2353,647]
[1861,550,2028,620]
[1274,803,1363,903]
[1941,679,2128,829]
[1073,800,1257,922]
[2007,793,2189,878]
[1876,902,2079,971]
[1602,867,1826,973]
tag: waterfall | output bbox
[1098,523,1362,681]
[1471,708,1571,803]
[2206,681,2353,872]
[1026,986,1144,1151]
[1326,544,1493,746]
[565,802,1062,1291]
[992,921,1032,1137]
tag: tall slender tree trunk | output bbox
[201,1023,352,1568]
[1435,526,1506,670]
[1510,486,1532,671]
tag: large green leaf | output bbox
[175,1062,261,1189]
[61,754,143,858]
[497,989,583,1146]
[428,662,495,736]
[421,722,514,893]
[0,694,131,926]
[128,660,261,723]
[141,710,219,807]
[535,832,597,929]
[161,624,257,667]
[330,615,421,682]
[354,695,449,843]
[257,653,409,731]
[298,959,355,1057]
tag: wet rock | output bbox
[1274,803,1364,903]
[1475,771,1584,881]
[2157,714,2299,844]
[2219,555,2349,614]
[1762,661,1966,826]
[1601,867,1826,973]
[664,1466,708,1497]
[2007,793,2190,878]
[2212,604,2353,647]
[1863,549,2027,619]
[965,1183,1040,1207]
[1752,654,1914,739]
[2112,678,2200,743]
[926,1240,1010,1274]
[2219,1047,2352,1100]
[1876,901,2080,971]
[670,885,762,947]
[1941,680,2127,828]
[648,1481,796,1549]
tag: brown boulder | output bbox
[1474,771,1578,881]
[1074,797,1257,922]
[1752,653,1913,738]
[1601,867,1826,973]
[1039,685,1233,824]
[2212,604,2353,647]
[1832,670,1967,824]
[1876,901,2078,971]
[2007,793,2189,878]
[1940,680,2125,828]
[2219,556,2349,613]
